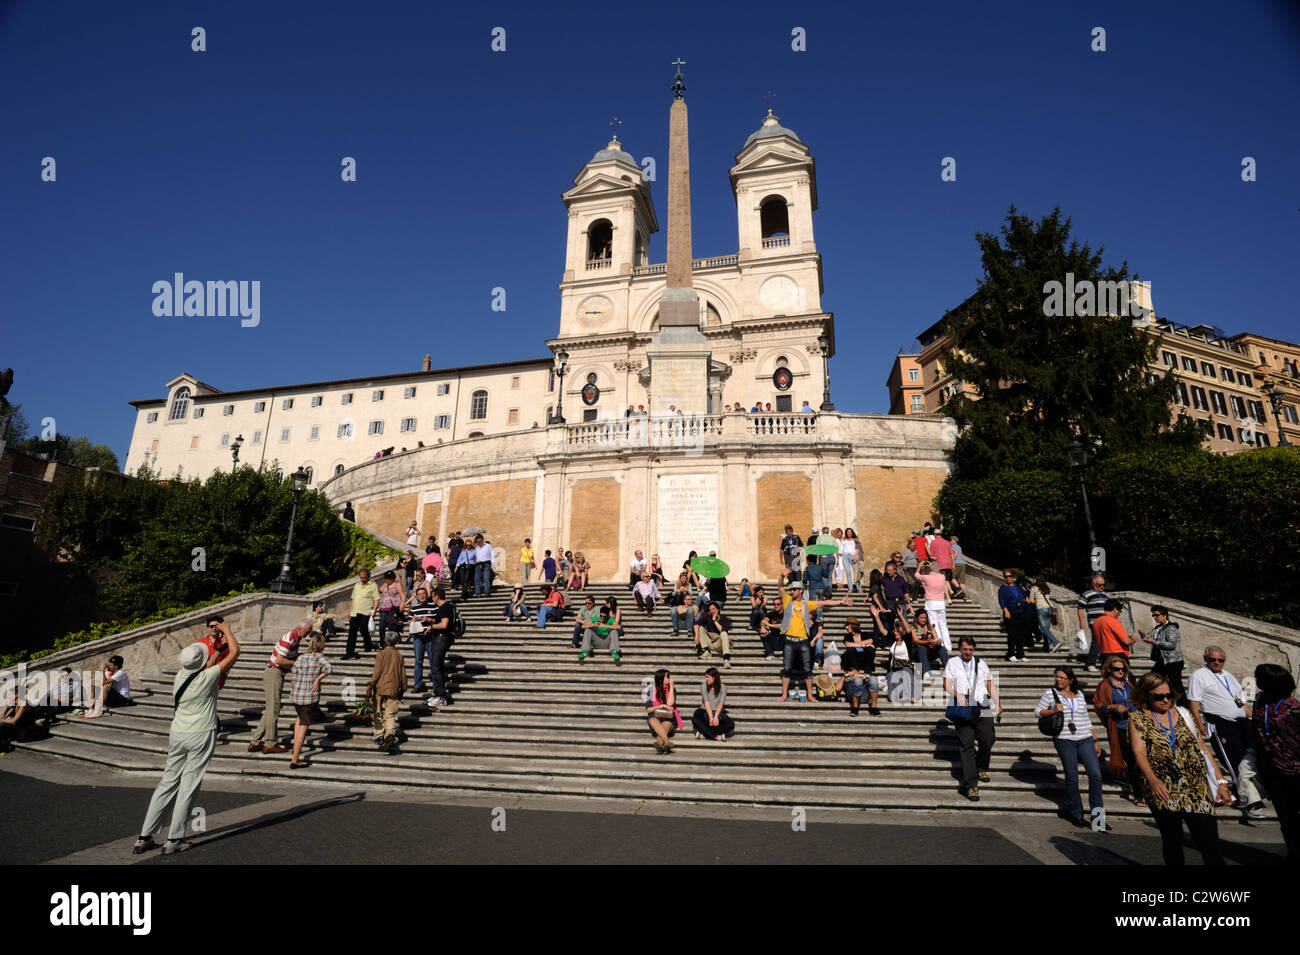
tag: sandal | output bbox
[654,740,665,754]
[291,761,307,769]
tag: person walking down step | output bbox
[1252,664,1300,861]
[944,637,1003,802]
[132,624,242,856]
[1037,666,1108,830]
[289,632,332,769]
[1094,656,1142,806]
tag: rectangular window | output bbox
[910,394,925,413]
[252,431,262,444]
[341,393,353,405]
[223,404,234,415]
[280,428,290,442]
[1239,373,1253,388]
[1181,356,1197,372]
[282,398,294,410]
[309,425,320,440]
[511,376,520,390]
[1197,419,1213,437]
[1201,362,1215,377]
[1248,400,1266,421]
[1259,433,1271,447]
[192,407,205,419]
[507,409,519,425]
[1221,367,1235,383]
[776,395,793,412]
[372,390,384,402]
[254,401,266,413]
[1191,386,1208,411]
[337,422,353,439]
[1216,423,1234,440]
[400,418,417,432]
[220,433,230,447]
[437,383,450,396]
[190,435,199,449]
[311,396,322,407]
[150,439,159,452]
[582,409,598,422]
[1162,351,1177,367]
[368,420,384,435]
[1284,405,1299,425]
[1210,391,1227,415]
[0,514,37,532]
[1230,395,1247,419]
[404,386,417,399]
[1174,382,1189,406]
[434,415,450,430]
[907,368,920,382]
[146,412,159,423]
[547,369,556,392]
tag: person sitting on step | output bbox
[645,669,680,754]
[669,576,695,635]
[835,616,881,716]
[694,600,733,668]
[633,572,661,615]
[692,667,735,741]
[579,598,623,664]
[502,586,530,623]
[570,594,599,648]
[535,584,566,629]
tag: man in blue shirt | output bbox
[473,534,494,598]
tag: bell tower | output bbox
[557,131,658,340]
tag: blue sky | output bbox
[2,0,1297,464]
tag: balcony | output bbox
[585,258,612,271]
[631,254,739,277]
[761,235,791,249]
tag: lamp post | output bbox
[1067,437,1100,561]
[551,348,570,424]
[230,434,244,470]
[270,467,309,594]
[1262,381,1292,447]
[818,332,835,412]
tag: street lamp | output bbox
[270,467,310,594]
[1067,437,1100,559]
[230,434,244,470]
[551,348,570,424]
[818,332,835,412]
[1261,381,1292,447]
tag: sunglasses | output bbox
[1207,657,1225,663]
[1149,692,1174,701]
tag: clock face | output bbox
[578,295,614,327]
[773,367,793,391]
[759,275,800,312]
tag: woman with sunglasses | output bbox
[1138,606,1185,702]
[1036,666,1107,828]
[1094,656,1142,806]
[1129,672,1232,865]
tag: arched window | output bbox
[587,219,613,260]
[776,355,789,366]
[759,196,790,238]
[470,390,488,420]
[302,465,314,484]
[634,233,646,266]
[468,431,484,438]
[168,387,191,421]
[274,468,284,482]
[333,463,345,476]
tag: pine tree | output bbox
[941,206,1199,478]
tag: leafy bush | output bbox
[934,447,1300,628]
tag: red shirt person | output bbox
[1091,599,1136,658]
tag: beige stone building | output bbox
[124,94,955,582]
[900,305,1295,453]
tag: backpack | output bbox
[813,672,839,701]
[447,603,466,639]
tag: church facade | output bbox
[124,96,954,581]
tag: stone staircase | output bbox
[24,584,1164,817]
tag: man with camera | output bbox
[81,656,132,719]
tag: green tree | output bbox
[1,403,30,445]
[17,433,120,470]
[941,206,1199,479]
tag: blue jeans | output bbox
[781,639,812,680]
[537,605,560,628]
[1038,607,1059,649]
[503,602,529,621]
[672,606,695,634]
[412,635,434,689]
[1054,736,1104,821]
[916,642,949,676]
[474,562,492,597]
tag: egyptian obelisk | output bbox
[646,59,710,415]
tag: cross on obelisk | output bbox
[671,58,687,100]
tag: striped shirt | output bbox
[267,627,305,668]
[290,652,332,706]
[409,600,438,633]
[1077,589,1109,627]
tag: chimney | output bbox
[422,354,432,372]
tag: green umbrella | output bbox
[690,556,730,578]
[805,543,838,557]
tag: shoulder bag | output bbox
[945,656,983,725]
[1037,687,1065,737]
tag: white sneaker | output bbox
[1086,665,1099,673]
[425,696,447,708]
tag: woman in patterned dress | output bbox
[1129,671,1232,865]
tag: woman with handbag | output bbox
[1094,656,1143,806]
[1138,606,1185,703]
[888,628,919,706]
[911,609,948,682]
[1036,666,1107,829]
[375,571,406,647]
[1029,576,1062,652]
[1129,672,1232,865]
[645,669,681,754]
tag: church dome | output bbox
[590,135,638,166]
[744,109,803,148]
